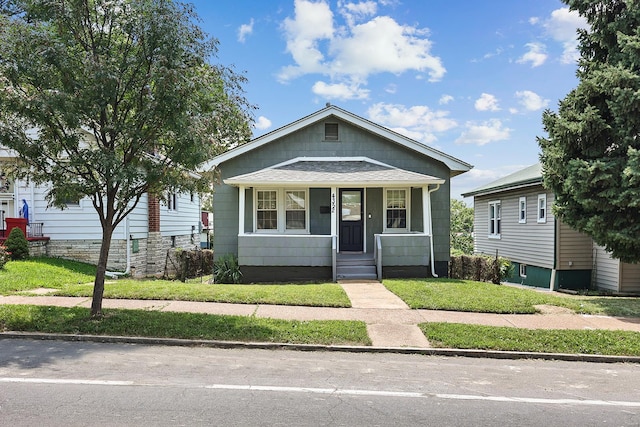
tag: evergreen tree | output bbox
[538,0,640,263]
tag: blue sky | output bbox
[190,0,588,200]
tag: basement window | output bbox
[324,123,339,141]
[519,264,527,278]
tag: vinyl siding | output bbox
[160,192,200,238]
[238,235,332,266]
[474,186,554,269]
[620,261,640,293]
[593,245,620,292]
[556,220,593,270]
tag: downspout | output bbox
[106,216,131,278]
[427,184,441,278]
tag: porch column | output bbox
[238,185,245,235]
[330,187,337,236]
[422,186,430,235]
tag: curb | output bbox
[2,332,640,364]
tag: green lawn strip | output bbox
[0,305,371,346]
[384,278,640,317]
[420,322,640,356]
[0,258,96,293]
[54,280,352,307]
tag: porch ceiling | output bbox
[224,157,445,187]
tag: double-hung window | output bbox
[285,190,306,230]
[256,190,278,230]
[385,189,408,231]
[488,200,501,238]
[519,196,527,223]
[255,189,308,232]
[537,194,547,223]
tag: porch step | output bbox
[336,254,377,280]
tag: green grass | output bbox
[420,322,640,356]
[0,304,371,346]
[55,280,351,307]
[0,257,350,307]
[384,278,640,317]
[0,258,96,293]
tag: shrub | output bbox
[213,253,242,284]
[449,254,512,284]
[0,245,9,269]
[5,227,29,260]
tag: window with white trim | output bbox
[256,190,277,230]
[537,194,547,223]
[488,200,501,238]
[518,196,527,224]
[385,189,408,231]
[255,189,309,233]
[285,190,306,230]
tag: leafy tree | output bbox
[539,0,640,263]
[450,199,474,255]
[0,0,253,316]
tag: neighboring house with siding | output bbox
[0,145,200,277]
[462,163,640,294]
[203,105,472,282]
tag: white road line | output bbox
[3,378,640,408]
[0,378,133,386]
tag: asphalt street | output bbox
[1,339,639,426]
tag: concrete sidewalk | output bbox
[2,280,640,349]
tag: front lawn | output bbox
[0,304,371,346]
[420,322,640,356]
[384,278,640,317]
[0,257,351,307]
[56,280,352,307]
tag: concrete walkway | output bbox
[1,281,640,349]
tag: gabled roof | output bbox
[462,163,542,197]
[224,157,445,187]
[202,105,472,176]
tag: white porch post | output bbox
[330,187,337,237]
[238,185,245,235]
[422,186,429,235]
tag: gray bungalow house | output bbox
[462,163,640,294]
[204,105,472,282]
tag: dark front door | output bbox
[339,189,364,252]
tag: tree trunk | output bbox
[91,223,114,318]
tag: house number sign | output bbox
[331,192,336,213]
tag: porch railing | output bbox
[0,222,44,238]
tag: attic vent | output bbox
[324,123,339,141]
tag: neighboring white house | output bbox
[462,163,640,294]
[0,146,201,277]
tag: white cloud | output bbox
[544,7,589,64]
[517,42,547,67]
[338,0,377,26]
[474,93,500,112]
[279,0,445,93]
[253,116,272,130]
[529,17,540,25]
[279,0,335,81]
[515,90,549,111]
[455,119,511,146]
[384,83,397,94]
[312,81,370,100]
[439,94,453,105]
[367,102,457,144]
[237,18,254,43]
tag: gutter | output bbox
[427,184,441,278]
